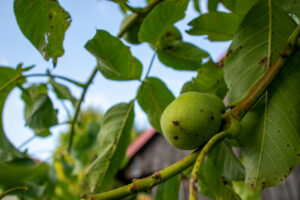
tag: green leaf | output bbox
[208,0,219,12]
[238,50,300,190]
[198,158,241,200]
[208,140,245,181]
[0,67,23,161]
[181,61,227,99]
[85,30,142,81]
[14,0,71,66]
[193,0,201,13]
[49,79,77,105]
[232,181,261,200]
[224,0,296,105]
[157,40,210,71]
[224,0,300,191]
[155,174,181,200]
[121,14,142,45]
[137,77,175,133]
[222,0,258,15]
[139,0,189,45]
[0,159,49,188]
[187,12,241,41]
[21,84,58,137]
[277,0,300,17]
[85,102,134,192]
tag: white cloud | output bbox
[0,57,10,66]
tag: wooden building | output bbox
[121,128,300,200]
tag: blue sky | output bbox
[0,0,230,160]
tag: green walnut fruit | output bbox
[160,92,225,150]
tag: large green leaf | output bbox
[198,158,241,200]
[224,0,300,191]
[85,102,134,192]
[238,50,300,190]
[155,174,181,200]
[14,0,71,66]
[181,61,227,99]
[277,0,300,17]
[224,0,296,105]
[0,67,23,161]
[232,182,261,200]
[137,77,174,133]
[21,84,58,137]
[138,0,189,45]
[208,140,245,181]
[85,30,142,81]
[187,12,241,41]
[157,40,209,71]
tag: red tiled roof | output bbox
[126,128,156,158]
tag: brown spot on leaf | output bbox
[164,45,174,51]
[297,153,300,156]
[259,57,268,68]
[284,174,287,178]
[172,120,179,125]
[287,144,290,147]
[211,116,214,120]
[278,130,281,133]
[165,32,172,37]
[239,46,243,50]
[173,136,178,140]
[200,109,203,112]
[49,14,52,19]
[227,49,233,56]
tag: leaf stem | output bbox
[117,0,163,38]
[0,186,29,199]
[67,68,98,152]
[224,33,300,121]
[189,117,240,200]
[18,135,36,149]
[81,149,200,200]
[144,53,156,79]
[24,73,85,88]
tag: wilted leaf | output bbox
[14,0,71,66]
[181,61,227,99]
[187,12,241,41]
[86,102,134,192]
[139,0,189,45]
[85,30,142,81]
[137,77,174,133]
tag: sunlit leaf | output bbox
[139,0,189,45]
[85,101,134,192]
[181,61,227,99]
[85,30,142,81]
[14,0,71,66]
[187,12,241,41]
[137,77,174,133]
